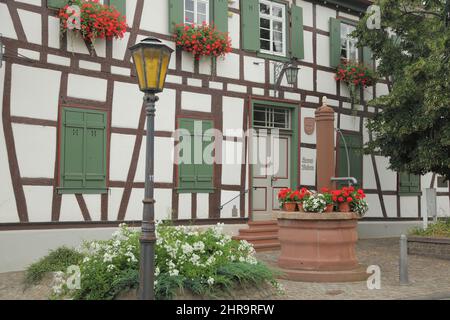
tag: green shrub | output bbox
[24,246,83,286]
[50,223,280,300]
[409,219,450,238]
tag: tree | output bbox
[354,0,450,180]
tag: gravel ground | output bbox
[1,238,449,300]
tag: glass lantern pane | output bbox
[132,49,146,90]
[158,50,171,91]
[143,47,161,90]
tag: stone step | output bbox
[239,226,279,236]
[234,234,279,242]
[253,242,281,252]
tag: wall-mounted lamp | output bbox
[274,61,300,95]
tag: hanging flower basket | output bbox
[335,60,377,110]
[173,22,232,61]
[59,0,128,45]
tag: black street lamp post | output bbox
[129,37,173,300]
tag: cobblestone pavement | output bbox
[1,238,449,300]
[256,238,450,300]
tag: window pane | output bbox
[272,6,283,18]
[197,13,207,24]
[260,18,270,29]
[273,21,283,32]
[185,0,194,12]
[197,1,207,15]
[260,28,270,40]
[273,31,283,42]
[260,3,270,15]
[261,40,270,50]
[185,11,194,23]
[273,41,283,53]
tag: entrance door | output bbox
[252,133,291,220]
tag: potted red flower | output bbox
[59,0,128,46]
[321,187,335,212]
[333,186,367,213]
[173,22,232,61]
[278,188,296,212]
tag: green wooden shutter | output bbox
[212,0,228,33]
[330,18,341,67]
[363,47,374,69]
[400,173,420,194]
[169,0,184,32]
[338,134,362,187]
[178,119,196,191]
[241,0,260,52]
[61,109,85,189]
[110,0,126,17]
[196,120,214,191]
[47,0,69,9]
[291,5,304,60]
[60,108,107,193]
[410,174,420,193]
[84,111,107,189]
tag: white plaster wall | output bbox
[11,64,61,121]
[182,51,195,73]
[221,140,243,186]
[125,0,138,27]
[384,195,397,218]
[300,107,316,144]
[23,186,53,222]
[220,190,240,218]
[229,13,240,49]
[59,195,84,222]
[140,0,169,35]
[136,136,174,183]
[303,31,314,64]
[182,91,211,112]
[125,188,144,221]
[222,96,244,137]
[178,193,192,220]
[365,194,383,218]
[376,83,390,97]
[48,16,60,49]
[436,196,450,217]
[300,147,316,186]
[66,32,91,55]
[400,196,419,218]
[316,34,330,67]
[317,70,336,95]
[298,66,314,91]
[84,194,102,221]
[0,66,18,223]
[340,114,360,132]
[155,188,173,220]
[108,187,123,221]
[112,81,143,129]
[67,74,107,101]
[375,156,397,191]
[156,88,176,132]
[298,0,313,27]
[12,124,56,178]
[196,193,209,219]
[216,53,240,79]
[362,156,377,189]
[113,32,131,61]
[17,9,41,45]
[244,57,265,84]
[109,133,135,181]
[316,5,336,32]
[0,3,17,39]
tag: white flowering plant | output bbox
[50,223,280,300]
[351,198,369,217]
[302,193,327,213]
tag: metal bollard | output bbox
[400,234,409,285]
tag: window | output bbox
[338,133,362,188]
[184,0,209,25]
[399,172,420,195]
[58,108,108,194]
[259,0,286,56]
[437,176,449,188]
[340,23,359,61]
[177,118,214,193]
[253,105,291,129]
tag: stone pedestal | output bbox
[276,212,368,282]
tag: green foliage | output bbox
[47,223,279,300]
[353,0,450,180]
[24,247,83,286]
[409,219,450,238]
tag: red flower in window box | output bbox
[59,0,128,45]
[173,22,232,60]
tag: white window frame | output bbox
[184,0,209,25]
[340,23,359,61]
[259,0,287,57]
